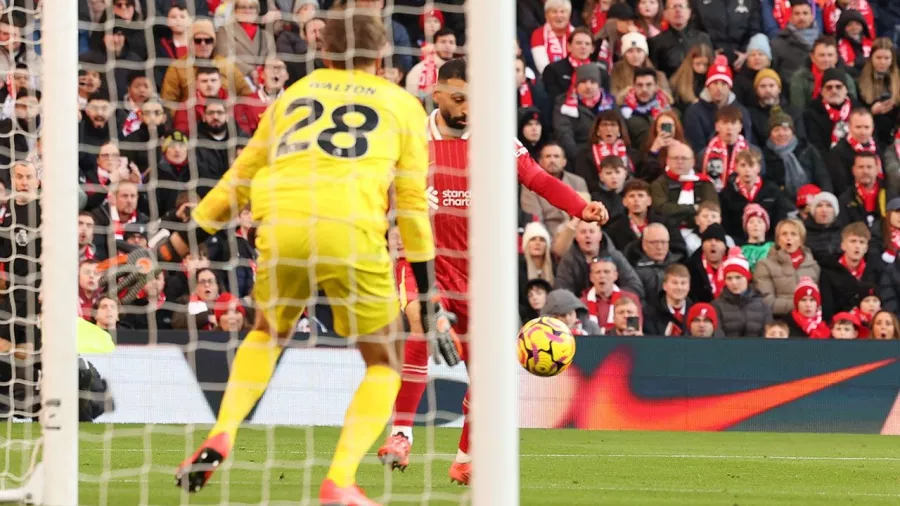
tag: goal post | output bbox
[40,0,81,504]
[467,0,519,505]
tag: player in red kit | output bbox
[378,58,608,485]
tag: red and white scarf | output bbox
[772,0,793,30]
[823,98,852,147]
[665,167,707,205]
[188,294,215,330]
[538,23,573,65]
[417,48,439,94]
[847,135,882,174]
[558,56,591,118]
[851,307,873,338]
[596,38,614,72]
[518,82,534,107]
[883,227,900,263]
[894,129,900,163]
[592,139,632,172]
[621,88,671,120]
[838,37,873,68]
[790,249,805,269]
[791,309,831,338]
[629,216,647,238]
[560,86,613,118]
[855,182,879,212]
[737,178,762,202]
[823,0,875,37]
[110,206,137,241]
[702,135,750,191]
[839,254,866,280]
[80,244,96,262]
[702,256,724,298]
[667,304,685,336]
[589,3,607,36]
[584,284,621,332]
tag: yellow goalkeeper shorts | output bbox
[252,222,399,337]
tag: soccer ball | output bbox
[517,317,576,377]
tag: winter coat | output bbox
[826,138,883,192]
[683,91,755,153]
[648,24,713,77]
[803,216,842,263]
[553,233,645,299]
[214,20,277,77]
[802,97,862,159]
[685,249,720,303]
[878,260,900,314]
[552,93,618,161]
[753,246,821,317]
[542,58,609,103]
[643,292,694,337]
[837,184,891,252]
[712,288,772,337]
[623,239,687,300]
[691,0,762,63]
[572,144,640,203]
[747,99,805,146]
[160,54,253,105]
[762,138,832,199]
[790,66,859,111]
[719,178,793,243]
[817,254,881,320]
[771,27,817,82]
[275,26,322,85]
[649,172,719,229]
[604,211,686,252]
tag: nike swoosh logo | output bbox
[576,346,898,431]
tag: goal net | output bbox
[0,0,517,504]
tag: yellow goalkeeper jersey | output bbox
[192,68,435,263]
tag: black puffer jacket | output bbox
[623,239,687,299]
[712,288,772,338]
[691,0,762,63]
[803,216,842,263]
[762,139,832,201]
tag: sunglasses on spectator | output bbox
[114,1,133,8]
[193,37,214,45]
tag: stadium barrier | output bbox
[94,332,900,434]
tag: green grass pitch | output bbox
[6,424,900,505]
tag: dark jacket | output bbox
[686,249,720,303]
[649,24,713,77]
[837,184,891,251]
[643,292,694,337]
[878,260,900,314]
[542,58,608,102]
[762,138,832,199]
[747,99,804,146]
[712,288,772,337]
[802,98,861,159]
[691,0,762,63]
[119,296,173,331]
[552,92,618,161]
[649,172,719,229]
[771,26,816,82]
[90,203,150,259]
[206,230,258,298]
[719,178,793,243]
[827,138,883,192]
[553,233,645,299]
[194,123,247,198]
[572,144,640,203]
[803,216,842,263]
[604,210,686,252]
[818,254,881,320]
[683,92,755,153]
[623,239,687,300]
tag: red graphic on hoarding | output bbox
[573,347,897,431]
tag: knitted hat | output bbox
[887,197,900,212]
[213,292,246,323]
[767,107,794,132]
[721,247,752,281]
[809,191,840,218]
[821,67,847,87]
[832,311,861,329]
[419,9,444,30]
[746,33,772,61]
[794,277,821,308]
[754,68,782,90]
[522,221,551,247]
[191,19,216,40]
[575,64,602,84]
[705,54,733,88]
[796,184,821,208]
[700,223,727,245]
[607,2,635,20]
[742,203,771,232]
[620,32,649,57]
[686,302,718,329]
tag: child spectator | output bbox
[683,201,736,256]
[720,150,791,243]
[582,155,628,222]
[804,190,843,260]
[643,263,692,336]
[787,277,831,338]
[214,292,249,332]
[853,290,880,338]
[835,9,872,77]
[683,55,754,154]
[712,249,773,337]
[764,320,791,338]
[542,288,602,336]
[831,312,861,339]
[870,310,900,339]
[521,278,552,323]
[605,179,683,251]
[575,111,639,193]
[686,302,720,338]
[741,204,774,271]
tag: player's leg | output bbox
[449,389,472,485]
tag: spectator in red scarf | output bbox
[78,260,100,320]
[854,290,880,337]
[153,1,193,89]
[698,105,756,192]
[581,257,642,334]
[754,218,821,318]
[119,271,172,330]
[553,64,618,161]
[712,248,773,337]
[649,0,713,77]
[819,222,880,319]
[686,223,729,303]
[593,3,639,74]
[804,190,843,260]
[643,263,693,336]
[828,108,880,190]
[173,66,245,134]
[172,267,221,331]
[619,66,673,151]
[803,67,859,158]
[78,211,97,262]
[91,181,150,258]
[720,149,792,243]
[582,0,612,38]
[879,197,900,264]
[838,152,892,236]
[684,55,755,154]
[235,57,289,134]
[831,311,861,338]
[541,27,598,103]
[686,302,720,337]
[835,8,872,77]
[822,0,876,39]
[790,36,859,110]
[213,0,276,79]
[649,140,718,229]
[530,0,574,74]
[786,277,832,338]
[121,98,170,177]
[574,110,638,195]
[116,71,154,139]
[771,0,821,81]
[406,28,456,100]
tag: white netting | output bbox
[0,0,471,504]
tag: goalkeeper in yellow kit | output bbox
[108,9,462,506]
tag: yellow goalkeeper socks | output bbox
[209,329,283,445]
[326,364,401,488]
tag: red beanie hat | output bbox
[794,277,821,308]
[742,203,770,232]
[419,9,445,30]
[686,302,718,329]
[721,248,752,281]
[705,54,733,88]
[214,292,246,323]
[796,184,821,209]
[832,311,861,329]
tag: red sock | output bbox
[458,391,470,454]
[392,333,429,428]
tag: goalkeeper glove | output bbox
[421,301,463,367]
[98,248,161,305]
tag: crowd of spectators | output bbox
[1,0,900,341]
[517,0,900,339]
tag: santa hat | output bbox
[742,203,770,232]
[705,54,733,88]
[721,247,752,281]
[214,292,246,323]
[794,277,821,308]
[796,184,821,209]
[686,302,718,330]
[832,311,861,329]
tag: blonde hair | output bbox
[775,218,807,247]
[670,43,714,105]
[859,38,900,106]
